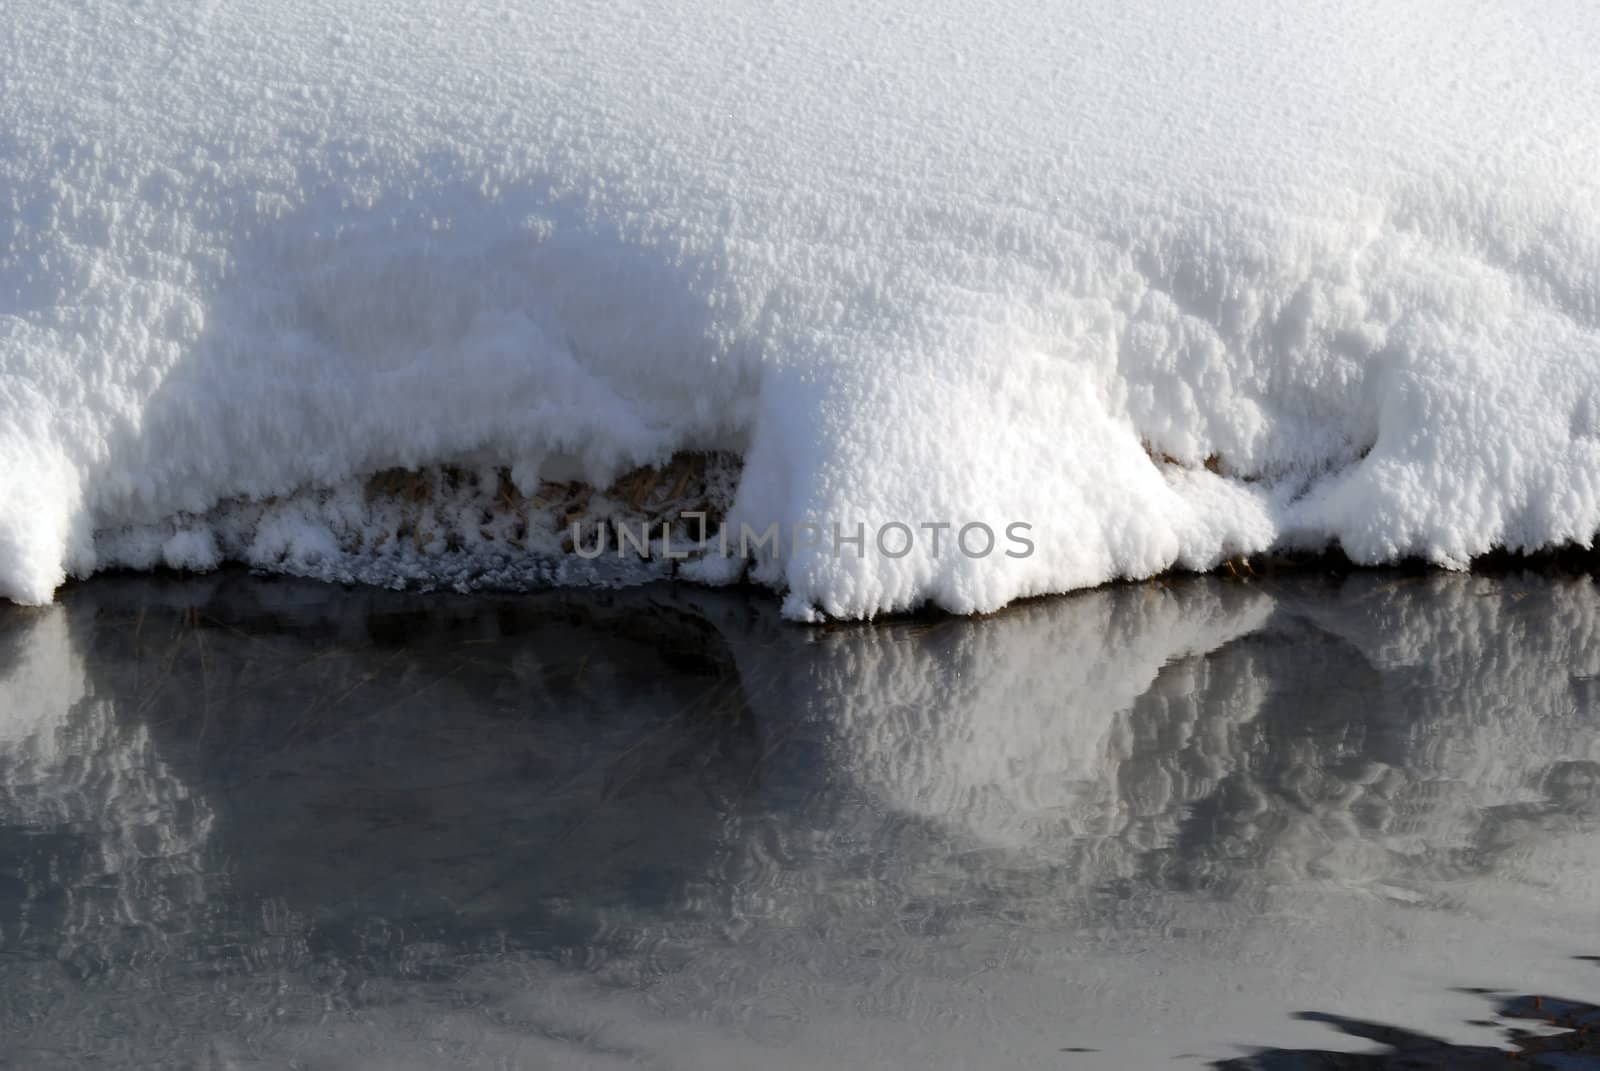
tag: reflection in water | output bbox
[0,572,1596,1067]
[0,604,213,987]
[1217,957,1600,1068]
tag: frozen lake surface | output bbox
[0,571,1597,1068]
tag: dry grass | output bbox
[358,451,738,558]
[1142,441,1226,475]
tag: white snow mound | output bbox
[3,0,1599,617]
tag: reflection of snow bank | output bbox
[0,609,83,768]
[0,576,1596,1068]
[800,577,1600,898]
[5,1,1600,618]
[0,605,213,960]
[658,576,1600,1067]
[1276,577,1600,894]
[815,585,1275,851]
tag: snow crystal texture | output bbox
[4,0,1599,616]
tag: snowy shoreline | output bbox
[68,517,1600,625]
[72,450,1600,620]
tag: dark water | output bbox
[1,571,1597,1069]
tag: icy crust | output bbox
[91,454,742,596]
[3,0,1600,617]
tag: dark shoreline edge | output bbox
[24,538,1599,632]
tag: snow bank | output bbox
[4,0,1599,616]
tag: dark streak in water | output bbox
[1216,958,1600,1068]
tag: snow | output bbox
[3,0,1599,617]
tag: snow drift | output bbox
[3,0,1599,617]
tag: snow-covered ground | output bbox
[4,1,1600,617]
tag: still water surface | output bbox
[1,571,1597,1069]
